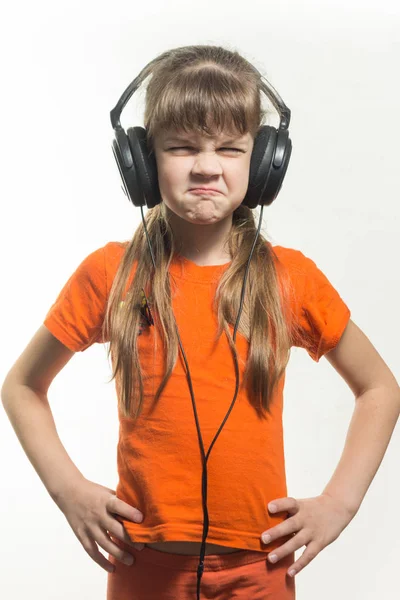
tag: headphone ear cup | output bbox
[269,128,292,201]
[243,126,292,208]
[111,127,145,206]
[127,127,161,208]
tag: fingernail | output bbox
[262,534,271,544]
[269,553,278,563]
[126,555,134,565]
[269,503,277,512]
[135,514,143,523]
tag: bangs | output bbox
[145,65,260,147]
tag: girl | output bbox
[2,45,399,600]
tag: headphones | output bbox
[110,55,292,599]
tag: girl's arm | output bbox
[1,325,85,504]
[322,319,400,514]
[2,383,86,504]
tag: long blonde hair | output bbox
[103,45,297,420]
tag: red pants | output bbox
[107,539,296,599]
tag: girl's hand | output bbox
[260,494,357,578]
[55,476,146,573]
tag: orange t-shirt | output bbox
[43,241,351,554]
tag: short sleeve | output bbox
[43,246,108,352]
[277,247,351,362]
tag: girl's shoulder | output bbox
[269,243,314,277]
[103,239,129,257]
[102,240,130,269]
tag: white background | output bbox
[0,1,399,598]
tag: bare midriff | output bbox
[147,541,243,555]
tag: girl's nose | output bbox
[192,153,223,176]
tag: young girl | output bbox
[2,45,399,600]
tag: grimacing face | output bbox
[152,128,255,226]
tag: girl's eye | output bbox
[168,147,244,153]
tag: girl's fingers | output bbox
[267,531,309,564]
[286,541,321,575]
[104,516,146,551]
[95,528,136,566]
[107,496,144,524]
[262,516,300,544]
[80,532,123,573]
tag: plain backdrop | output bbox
[0,1,399,598]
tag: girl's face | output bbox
[153,128,254,226]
